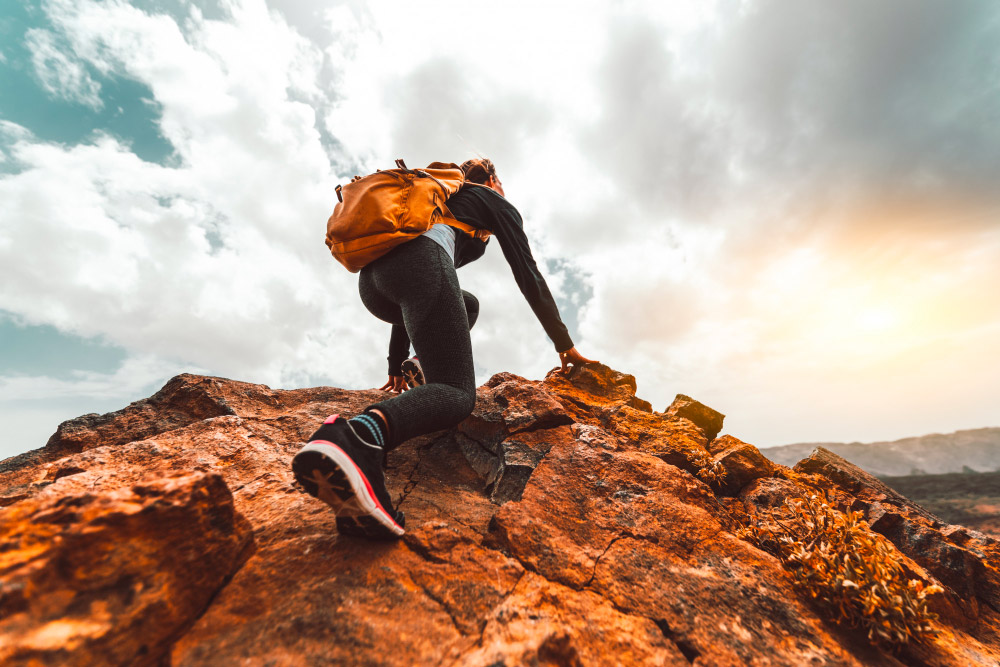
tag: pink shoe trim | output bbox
[324,414,340,424]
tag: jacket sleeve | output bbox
[387,324,410,375]
[490,204,575,353]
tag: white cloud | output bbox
[0,121,33,142]
[0,354,187,402]
[554,0,1000,445]
[0,121,34,167]
[1,0,374,393]
[2,0,999,459]
[25,28,103,109]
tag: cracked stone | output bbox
[664,394,726,442]
[1,369,998,666]
[455,572,688,666]
[0,472,252,666]
[710,435,779,497]
[459,426,575,505]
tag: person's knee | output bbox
[457,388,476,420]
[464,291,479,312]
[463,292,480,329]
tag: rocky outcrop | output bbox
[709,434,778,496]
[664,393,726,443]
[456,372,574,504]
[2,366,1000,665]
[0,472,251,666]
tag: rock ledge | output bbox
[2,365,999,666]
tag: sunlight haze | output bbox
[1,0,998,459]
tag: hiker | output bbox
[292,158,597,539]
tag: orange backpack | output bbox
[325,159,490,272]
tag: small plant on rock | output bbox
[691,450,727,489]
[736,490,943,648]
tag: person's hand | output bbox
[558,347,599,375]
[378,376,407,393]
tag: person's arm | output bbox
[447,187,598,374]
[378,324,410,392]
[387,324,410,376]
[489,204,574,353]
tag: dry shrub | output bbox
[737,490,942,648]
[689,450,726,488]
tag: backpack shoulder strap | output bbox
[439,203,492,241]
[416,163,492,241]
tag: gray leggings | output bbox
[359,236,477,450]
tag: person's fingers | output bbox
[381,376,409,393]
[558,348,599,374]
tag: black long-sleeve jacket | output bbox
[386,185,573,374]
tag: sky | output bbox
[1,0,999,460]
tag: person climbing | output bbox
[291,158,597,539]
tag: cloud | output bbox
[0,120,32,141]
[0,0,380,392]
[0,121,34,167]
[0,354,187,402]
[2,0,999,457]
[25,28,103,109]
[581,0,1000,223]
[716,0,1000,208]
[546,0,1000,442]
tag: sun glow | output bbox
[856,307,898,333]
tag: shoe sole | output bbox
[292,442,404,539]
[401,359,424,389]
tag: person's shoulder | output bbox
[447,185,480,206]
[465,185,519,214]
[448,185,522,230]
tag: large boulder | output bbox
[0,472,252,667]
[710,435,780,496]
[665,393,726,442]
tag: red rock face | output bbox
[0,472,251,666]
[2,366,1000,665]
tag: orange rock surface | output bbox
[2,365,999,666]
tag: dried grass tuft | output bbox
[737,490,942,648]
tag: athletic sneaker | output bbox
[401,356,424,389]
[292,414,405,539]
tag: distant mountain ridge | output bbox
[760,427,1000,476]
